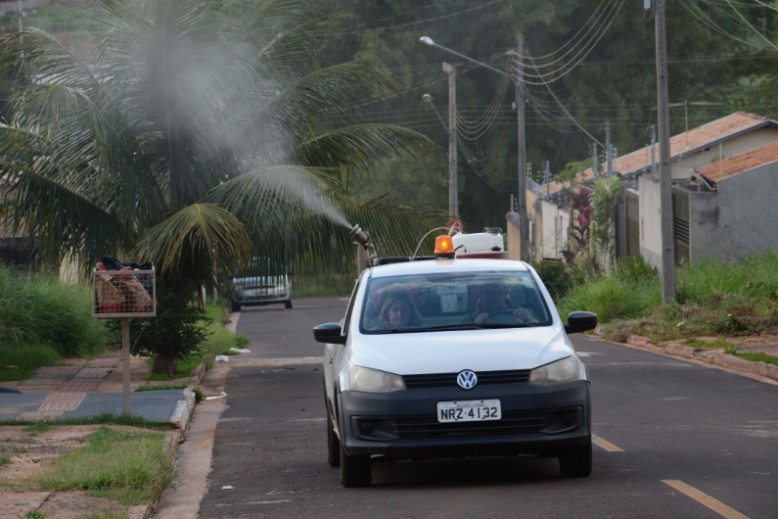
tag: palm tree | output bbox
[0,0,437,372]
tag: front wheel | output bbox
[326,418,340,468]
[559,441,592,477]
[285,300,293,309]
[340,446,371,487]
[229,300,241,313]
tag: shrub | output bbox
[127,284,208,378]
[0,265,107,358]
[533,260,575,302]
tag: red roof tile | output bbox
[696,139,778,186]
[547,112,775,195]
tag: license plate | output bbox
[437,399,501,423]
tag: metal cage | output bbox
[92,267,156,319]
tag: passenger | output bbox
[473,282,533,324]
[379,291,422,329]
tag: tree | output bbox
[563,186,593,270]
[0,0,435,373]
[592,175,622,272]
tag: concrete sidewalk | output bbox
[0,351,198,519]
[0,351,196,427]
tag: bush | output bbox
[558,272,661,322]
[127,284,209,378]
[615,256,657,285]
[0,265,107,358]
[533,260,576,302]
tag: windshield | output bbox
[233,257,287,279]
[360,271,552,334]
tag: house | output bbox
[677,139,778,263]
[521,112,778,269]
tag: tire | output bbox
[327,417,340,468]
[230,300,241,313]
[285,300,293,309]
[340,446,371,487]
[559,441,592,478]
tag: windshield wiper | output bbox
[420,324,485,332]
[474,323,533,329]
[424,323,535,331]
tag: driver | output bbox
[473,282,532,324]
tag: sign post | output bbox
[92,262,156,415]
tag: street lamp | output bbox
[420,35,528,260]
[423,69,458,220]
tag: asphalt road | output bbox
[198,297,778,519]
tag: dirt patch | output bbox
[0,424,173,519]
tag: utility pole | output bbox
[655,0,676,304]
[591,142,599,180]
[443,62,458,219]
[515,34,528,260]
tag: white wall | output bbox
[540,200,569,260]
[638,175,663,269]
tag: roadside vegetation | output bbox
[0,264,249,383]
[0,265,107,382]
[32,426,170,506]
[145,300,249,382]
[546,251,778,366]
[0,422,173,512]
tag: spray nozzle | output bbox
[349,224,371,249]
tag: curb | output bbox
[166,360,207,429]
[144,362,208,519]
[168,388,196,429]
[625,334,778,383]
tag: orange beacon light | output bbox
[434,235,455,258]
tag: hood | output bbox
[348,326,575,375]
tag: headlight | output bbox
[349,366,406,393]
[529,356,586,385]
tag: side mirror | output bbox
[564,311,597,334]
[313,322,346,345]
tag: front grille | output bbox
[355,407,582,441]
[403,369,531,388]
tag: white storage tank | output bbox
[452,228,507,259]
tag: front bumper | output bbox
[338,381,590,459]
[232,288,289,305]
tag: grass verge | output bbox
[29,426,172,506]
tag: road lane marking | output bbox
[662,479,749,519]
[592,435,624,452]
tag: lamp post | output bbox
[420,35,528,260]
[423,89,458,220]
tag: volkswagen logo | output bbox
[456,370,478,389]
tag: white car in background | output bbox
[313,237,597,487]
[229,257,292,312]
